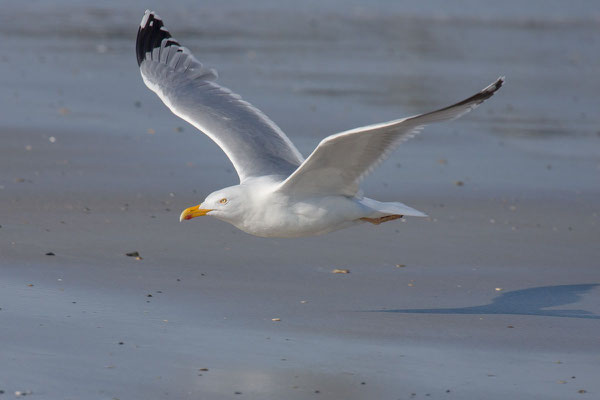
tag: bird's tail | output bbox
[359,197,427,218]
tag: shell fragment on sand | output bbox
[332,269,350,274]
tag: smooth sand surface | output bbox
[1,1,599,399]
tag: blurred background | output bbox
[1,1,599,399]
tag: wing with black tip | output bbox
[136,10,304,182]
[278,78,504,196]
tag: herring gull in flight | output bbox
[136,10,504,238]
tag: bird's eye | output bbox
[219,198,228,204]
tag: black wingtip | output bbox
[489,76,505,93]
[451,76,505,109]
[481,76,505,98]
[136,10,179,66]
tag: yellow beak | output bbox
[179,204,212,222]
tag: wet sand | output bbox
[1,1,599,399]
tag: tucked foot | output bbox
[359,215,404,225]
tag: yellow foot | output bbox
[359,215,404,225]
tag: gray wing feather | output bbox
[137,11,304,182]
[278,78,504,196]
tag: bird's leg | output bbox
[359,215,403,225]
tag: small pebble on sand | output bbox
[332,269,350,274]
[45,252,55,256]
[125,251,140,257]
[272,318,281,322]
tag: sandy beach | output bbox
[1,1,599,398]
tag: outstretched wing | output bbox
[277,78,504,196]
[136,10,304,182]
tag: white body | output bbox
[207,177,424,238]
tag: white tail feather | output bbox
[360,197,427,217]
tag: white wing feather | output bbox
[277,78,504,196]
[137,11,304,182]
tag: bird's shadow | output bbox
[375,284,600,319]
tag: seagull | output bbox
[136,10,504,238]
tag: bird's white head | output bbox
[179,185,246,223]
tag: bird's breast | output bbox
[234,195,364,238]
